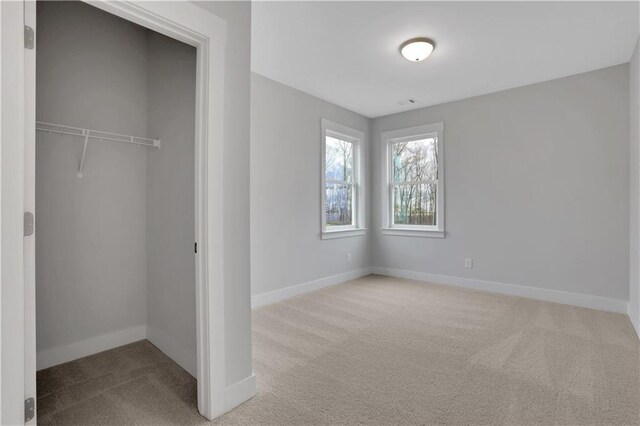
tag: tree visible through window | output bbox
[321,119,365,239]
[392,138,438,226]
[382,122,444,237]
[325,136,354,226]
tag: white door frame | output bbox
[1,2,28,424]
[4,0,228,423]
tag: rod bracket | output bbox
[77,132,90,178]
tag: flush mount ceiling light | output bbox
[400,38,434,62]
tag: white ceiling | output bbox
[251,1,640,118]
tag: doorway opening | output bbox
[31,1,204,423]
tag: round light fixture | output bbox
[400,38,434,62]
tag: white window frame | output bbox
[321,119,366,239]
[381,122,445,238]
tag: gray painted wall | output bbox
[194,1,253,386]
[629,37,639,335]
[252,64,631,306]
[36,1,149,351]
[146,32,197,375]
[371,65,630,301]
[250,73,371,297]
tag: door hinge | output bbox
[24,397,35,422]
[24,212,34,236]
[194,242,198,254]
[24,25,34,50]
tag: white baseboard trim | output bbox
[225,373,257,412]
[146,325,196,377]
[37,325,147,370]
[251,268,372,308]
[371,267,628,314]
[629,304,640,340]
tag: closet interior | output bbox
[35,0,198,415]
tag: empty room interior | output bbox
[2,0,640,425]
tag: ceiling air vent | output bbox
[397,98,418,106]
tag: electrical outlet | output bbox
[347,253,352,263]
[464,258,473,269]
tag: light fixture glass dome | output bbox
[400,38,434,62]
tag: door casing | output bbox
[4,1,229,423]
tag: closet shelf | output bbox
[36,121,161,178]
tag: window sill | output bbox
[321,228,367,240]
[381,228,445,238]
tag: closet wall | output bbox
[36,1,149,353]
[36,1,196,373]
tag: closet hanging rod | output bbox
[36,121,160,178]
[35,121,161,148]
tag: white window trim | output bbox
[381,122,445,238]
[321,119,366,239]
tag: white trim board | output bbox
[629,305,640,340]
[371,267,628,314]
[37,325,198,377]
[251,268,628,314]
[35,324,258,411]
[37,325,197,377]
[36,268,631,370]
[225,374,257,412]
[36,325,147,371]
[251,268,372,308]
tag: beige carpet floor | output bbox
[38,275,640,425]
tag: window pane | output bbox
[393,183,437,226]
[392,138,437,183]
[325,184,353,226]
[326,136,354,182]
